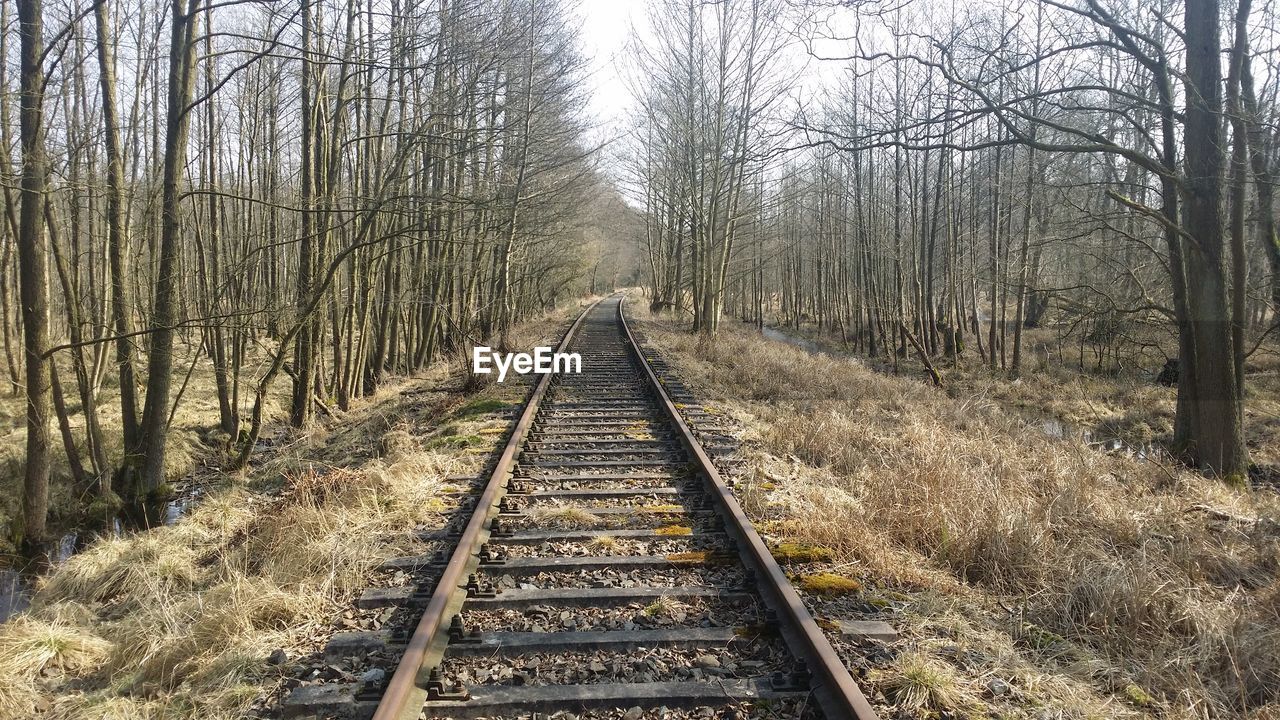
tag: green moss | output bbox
[86,491,125,517]
[454,398,510,418]
[1224,472,1248,489]
[426,434,484,450]
[769,542,834,564]
[734,623,780,638]
[1122,683,1156,708]
[796,572,862,595]
[1019,624,1066,650]
[149,483,176,501]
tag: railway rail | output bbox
[285,294,878,720]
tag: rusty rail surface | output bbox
[370,297,602,720]
[616,295,879,720]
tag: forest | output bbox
[628,0,1280,485]
[1,0,635,550]
[0,0,1273,580]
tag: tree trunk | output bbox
[1181,0,1248,478]
[16,0,51,546]
[134,0,199,499]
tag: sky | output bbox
[574,0,648,152]
[569,0,858,192]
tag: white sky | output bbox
[570,0,854,187]
[575,0,648,150]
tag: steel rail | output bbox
[371,297,604,720]
[617,295,881,720]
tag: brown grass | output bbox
[639,311,1280,719]
[655,524,693,536]
[0,299,595,719]
[0,342,289,553]
[531,506,600,528]
[8,436,460,719]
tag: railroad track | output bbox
[286,295,877,720]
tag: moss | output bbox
[86,491,125,517]
[1019,623,1066,650]
[796,572,862,595]
[454,398,510,418]
[1224,472,1248,490]
[1122,683,1156,707]
[149,483,177,501]
[769,542,834,564]
[655,524,692,536]
[734,623,779,638]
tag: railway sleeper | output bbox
[419,678,807,720]
[462,585,751,608]
[443,626,754,655]
[497,527,724,544]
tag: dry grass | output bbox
[0,342,290,552]
[6,437,461,718]
[1,377,485,719]
[640,311,1280,719]
[588,534,619,553]
[0,613,111,719]
[641,595,689,619]
[0,299,594,719]
[880,650,970,711]
[531,506,600,528]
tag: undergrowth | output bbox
[640,309,1280,720]
[0,300,597,720]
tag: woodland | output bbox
[2,0,1279,552]
[628,0,1280,485]
[1,0,634,550]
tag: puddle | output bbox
[1,569,28,622]
[1032,413,1157,458]
[762,326,824,354]
[0,487,203,623]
